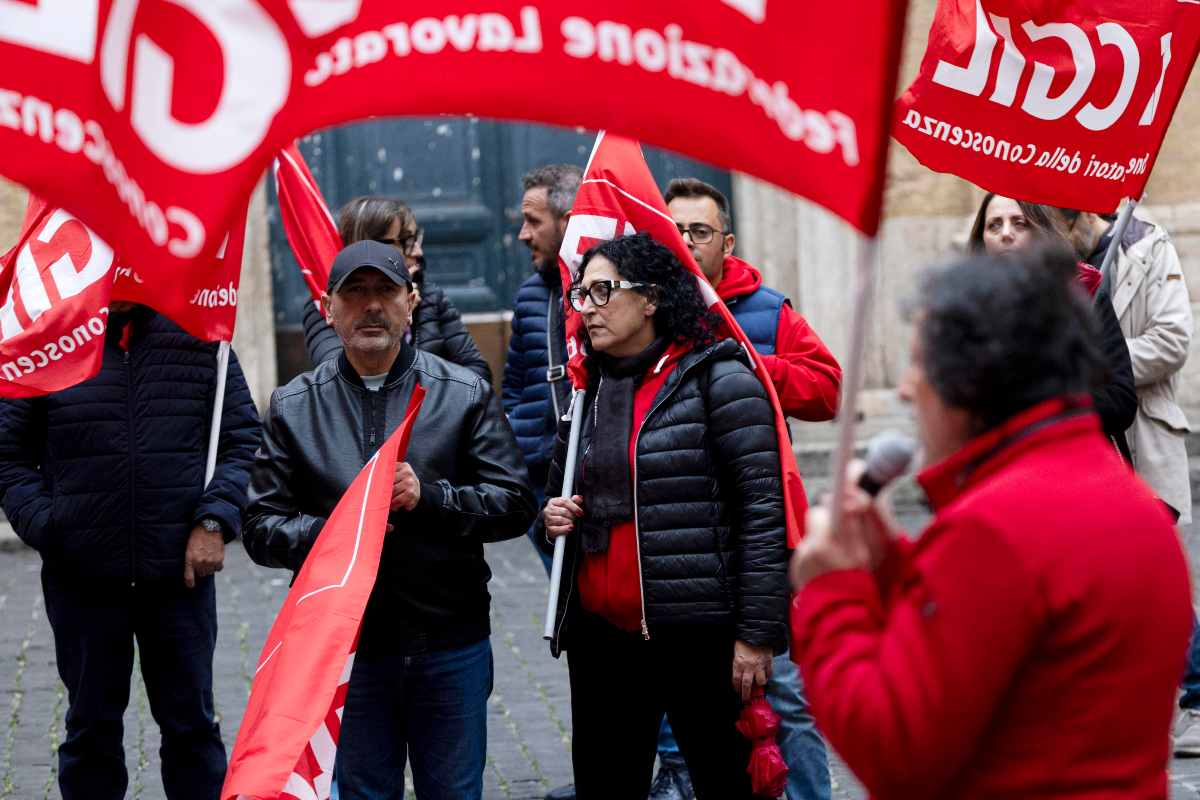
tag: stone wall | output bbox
[735,0,1200,419]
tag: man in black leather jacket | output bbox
[243,240,535,800]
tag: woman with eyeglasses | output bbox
[540,233,789,799]
[301,195,492,380]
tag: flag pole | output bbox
[1098,197,1138,288]
[544,389,586,641]
[829,236,879,534]
[204,341,231,489]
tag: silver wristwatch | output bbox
[198,518,222,535]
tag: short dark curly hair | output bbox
[911,245,1103,433]
[576,233,718,348]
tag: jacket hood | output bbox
[717,256,763,302]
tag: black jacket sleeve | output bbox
[0,398,53,553]
[429,289,492,383]
[414,380,536,542]
[705,359,790,652]
[242,391,328,570]
[1091,282,1137,437]
[301,301,344,367]
[192,349,261,542]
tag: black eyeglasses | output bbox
[676,223,726,245]
[568,280,655,312]
[375,227,424,256]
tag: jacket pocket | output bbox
[1141,383,1190,433]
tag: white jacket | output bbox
[1110,218,1193,522]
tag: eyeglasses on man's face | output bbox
[375,227,424,256]
[568,280,655,312]
[676,223,726,245]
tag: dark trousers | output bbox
[566,612,753,799]
[41,566,226,800]
[335,637,493,799]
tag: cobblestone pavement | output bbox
[3,534,1200,799]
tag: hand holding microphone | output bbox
[790,431,916,590]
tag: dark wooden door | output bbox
[268,118,732,382]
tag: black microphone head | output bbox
[860,431,917,494]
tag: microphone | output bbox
[857,431,917,496]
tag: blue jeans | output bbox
[1181,615,1200,710]
[526,486,553,575]
[334,637,493,800]
[658,651,831,800]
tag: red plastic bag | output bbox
[736,687,789,798]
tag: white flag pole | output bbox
[543,389,586,641]
[203,341,231,489]
[1097,197,1138,289]
[829,237,880,534]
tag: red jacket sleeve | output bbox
[763,304,841,421]
[791,518,1042,799]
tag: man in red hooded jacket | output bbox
[638,178,841,800]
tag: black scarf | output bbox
[577,336,671,554]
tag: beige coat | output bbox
[1110,218,1193,522]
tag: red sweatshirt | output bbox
[577,344,684,633]
[717,256,841,422]
[792,397,1191,799]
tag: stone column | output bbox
[231,179,278,413]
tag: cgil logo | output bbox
[934,0,1174,131]
[190,282,238,309]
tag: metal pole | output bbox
[829,237,879,535]
[204,341,231,489]
[543,389,586,641]
[1098,197,1138,288]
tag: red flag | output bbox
[0,1,907,284]
[273,142,342,306]
[222,385,426,800]
[0,195,116,397]
[111,201,247,342]
[895,0,1200,211]
[557,132,807,547]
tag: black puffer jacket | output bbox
[0,309,260,582]
[303,280,491,381]
[543,339,789,657]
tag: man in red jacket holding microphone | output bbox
[791,246,1191,799]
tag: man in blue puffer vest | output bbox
[643,178,841,800]
[0,303,260,800]
[502,164,582,574]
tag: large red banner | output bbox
[895,0,1200,211]
[0,1,907,294]
[0,193,244,397]
[273,142,341,306]
[223,385,426,800]
[558,132,807,547]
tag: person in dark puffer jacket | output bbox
[542,234,789,800]
[503,164,582,577]
[0,303,260,800]
[302,195,491,381]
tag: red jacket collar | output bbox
[917,395,1099,511]
[716,255,762,302]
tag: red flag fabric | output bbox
[111,201,247,342]
[222,385,426,800]
[736,687,788,798]
[0,1,907,285]
[895,0,1200,212]
[0,195,115,396]
[557,132,807,547]
[273,142,342,305]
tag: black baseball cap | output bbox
[327,240,412,294]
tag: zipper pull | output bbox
[641,619,650,641]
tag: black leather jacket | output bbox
[543,339,789,657]
[243,341,535,653]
